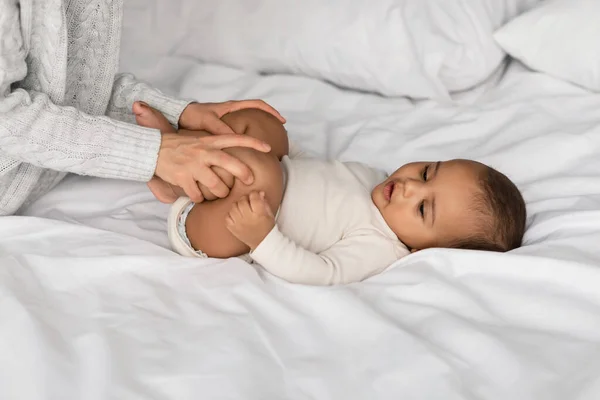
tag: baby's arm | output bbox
[225,195,401,285]
[253,228,401,285]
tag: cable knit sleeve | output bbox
[250,226,405,285]
[106,73,194,127]
[0,90,162,181]
[0,1,161,182]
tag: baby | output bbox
[136,107,527,286]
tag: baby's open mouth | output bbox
[384,181,395,201]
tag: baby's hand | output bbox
[226,191,275,250]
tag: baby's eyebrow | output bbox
[433,161,441,177]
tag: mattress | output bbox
[3,12,600,399]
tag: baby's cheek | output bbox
[392,217,433,250]
[386,210,410,241]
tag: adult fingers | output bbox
[220,100,286,123]
[192,164,231,198]
[180,178,204,203]
[208,134,271,153]
[198,183,219,202]
[202,115,237,136]
[203,150,255,186]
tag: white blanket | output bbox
[5,57,600,399]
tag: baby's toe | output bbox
[133,102,173,132]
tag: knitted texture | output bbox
[0,0,192,215]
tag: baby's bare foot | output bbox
[133,101,174,132]
[147,176,179,203]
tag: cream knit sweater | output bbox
[0,0,191,215]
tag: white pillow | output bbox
[173,0,538,99]
[494,0,600,92]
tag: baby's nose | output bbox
[403,179,423,197]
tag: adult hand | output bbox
[155,133,271,203]
[179,100,286,135]
[134,101,272,203]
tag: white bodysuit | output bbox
[168,147,409,285]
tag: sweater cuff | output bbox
[139,90,194,129]
[97,119,162,182]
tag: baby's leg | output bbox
[182,110,288,257]
[135,104,286,258]
[136,106,288,201]
[185,147,284,258]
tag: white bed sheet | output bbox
[4,56,600,399]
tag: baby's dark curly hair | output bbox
[451,166,526,252]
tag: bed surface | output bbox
[2,13,600,399]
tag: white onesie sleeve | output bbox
[287,141,309,159]
[250,225,403,286]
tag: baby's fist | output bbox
[226,191,275,250]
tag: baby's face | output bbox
[372,159,484,250]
